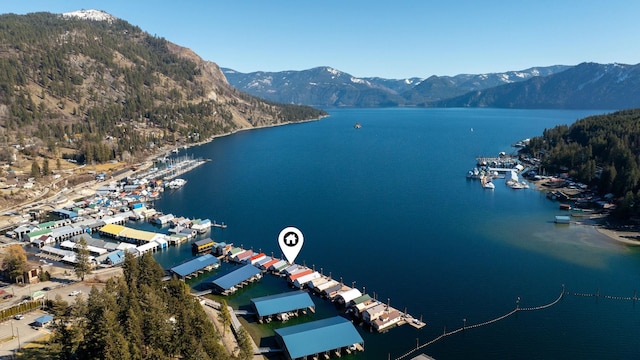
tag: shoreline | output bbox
[527,178,640,246]
[182,116,327,151]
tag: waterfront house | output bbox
[372,309,402,331]
[362,303,387,323]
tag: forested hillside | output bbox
[0,12,326,164]
[524,109,640,217]
[41,253,252,360]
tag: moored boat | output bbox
[481,176,495,189]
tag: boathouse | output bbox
[260,258,280,271]
[269,260,289,273]
[209,264,262,295]
[234,249,254,263]
[250,290,315,322]
[334,288,363,305]
[362,303,388,323]
[105,250,126,266]
[293,272,321,289]
[192,238,214,254]
[98,224,166,245]
[314,279,339,295]
[249,253,266,265]
[372,308,402,331]
[170,254,220,280]
[274,316,364,360]
[288,268,313,283]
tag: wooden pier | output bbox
[212,221,227,229]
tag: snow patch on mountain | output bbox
[326,67,340,76]
[61,9,116,23]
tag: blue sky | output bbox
[3,1,640,79]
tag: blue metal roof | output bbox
[251,290,315,317]
[211,264,261,291]
[34,314,54,324]
[171,254,220,278]
[275,316,363,359]
[107,250,125,264]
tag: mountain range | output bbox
[223,63,640,109]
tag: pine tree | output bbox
[219,299,231,334]
[30,158,41,178]
[42,158,50,176]
[74,236,92,281]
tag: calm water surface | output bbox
[151,108,640,359]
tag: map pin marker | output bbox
[278,226,304,264]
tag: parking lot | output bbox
[0,310,52,358]
[0,281,101,357]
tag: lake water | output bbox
[151,108,640,359]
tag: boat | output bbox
[354,122,362,129]
[167,178,187,189]
[506,170,529,189]
[481,176,495,189]
[467,168,485,179]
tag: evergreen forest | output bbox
[524,108,640,217]
[42,253,253,360]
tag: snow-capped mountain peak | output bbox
[61,9,116,23]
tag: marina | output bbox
[5,108,637,359]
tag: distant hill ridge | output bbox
[223,63,640,109]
